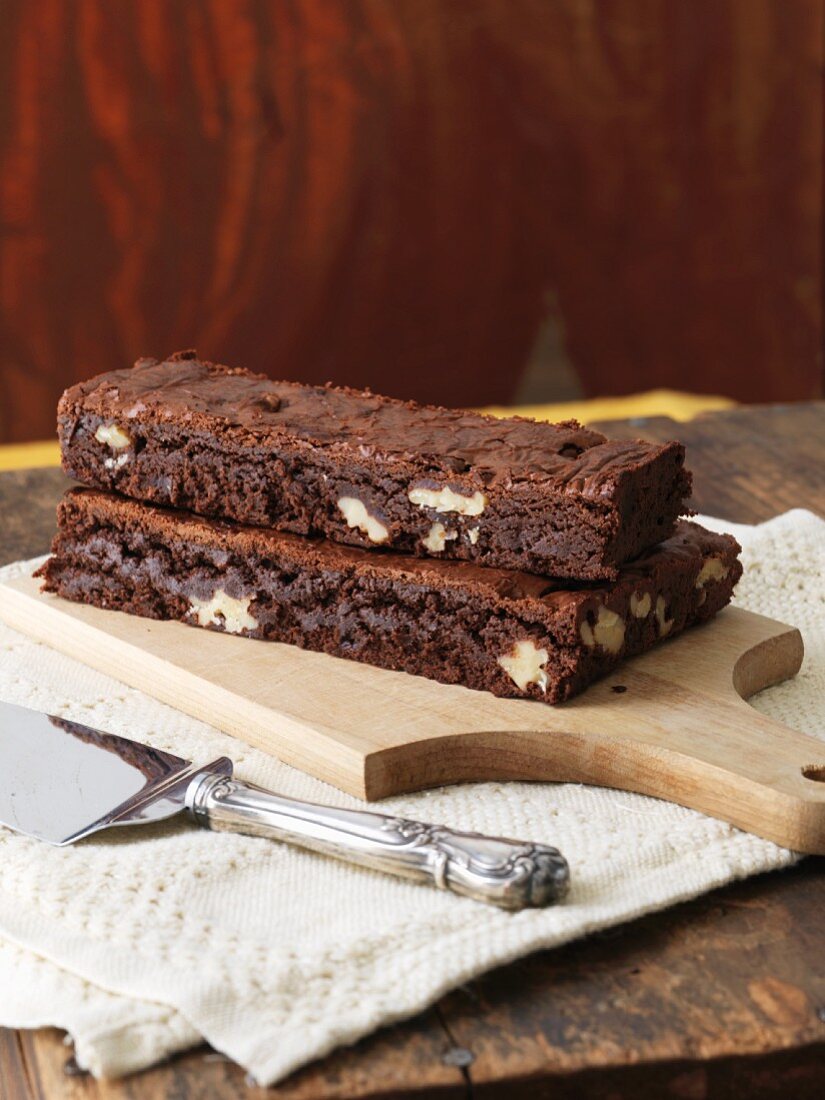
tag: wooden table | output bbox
[2,403,824,1099]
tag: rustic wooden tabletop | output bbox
[1,402,824,1098]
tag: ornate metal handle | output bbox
[186,772,569,910]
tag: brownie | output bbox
[57,351,692,581]
[37,489,740,705]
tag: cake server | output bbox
[0,699,568,910]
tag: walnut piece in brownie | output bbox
[57,351,692,581]
[37,489,741,706]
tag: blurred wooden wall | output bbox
[0,0,822,443]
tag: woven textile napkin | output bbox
[0,510,822,1085]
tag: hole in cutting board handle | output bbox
[801,765,825,783]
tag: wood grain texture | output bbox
[440,863,825,1097]
[8,1018,467,1100]
[0,402,824,1097]
[0,0,548,440]
[531,0,824,404]
[1,1,822,444]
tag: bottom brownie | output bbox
[37,489,742,704]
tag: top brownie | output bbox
[58,350,692,580]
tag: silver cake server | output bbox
[0,699,569,910]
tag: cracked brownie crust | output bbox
[58,351,692,581]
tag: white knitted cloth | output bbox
[0,510,822,1085]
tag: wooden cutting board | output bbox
[1,566,823,853]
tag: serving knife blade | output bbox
[0,699,569,909]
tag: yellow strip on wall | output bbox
[0,441,62,471]
[484,389,735,425]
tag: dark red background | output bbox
[1,0,822,442]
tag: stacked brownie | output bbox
[39,350,742,704]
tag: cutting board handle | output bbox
[367,617,825,854]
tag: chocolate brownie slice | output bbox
[58,351,692,580]
[37,489,740,705]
